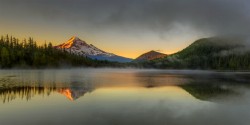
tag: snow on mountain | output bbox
[55,36,114,56]
[55,36,132,62]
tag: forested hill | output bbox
[139,37,250,70]
[0,35,124,68]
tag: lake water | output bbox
[0,69,250,125]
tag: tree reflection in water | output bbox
[1,70,250,103]
[0,78,94,103]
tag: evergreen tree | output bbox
[1,47,10,67]
[0,35,124,68]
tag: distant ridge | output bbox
[135,50,167,62]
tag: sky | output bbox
[0,0,250,58]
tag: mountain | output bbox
[135,50,167,62]
[55,36,132,63]
[142,37,250,70]
[58,87,93,101]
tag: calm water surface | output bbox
[0,68,250,125]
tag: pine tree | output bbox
[1,47,10,67]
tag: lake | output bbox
[0,68,250,125]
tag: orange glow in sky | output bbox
[0,4,211,59]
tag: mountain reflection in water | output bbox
[1,69,250,125]
[0,85,93,103]
[0,69,250,103]
[0,81,94,103]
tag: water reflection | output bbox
[57,81,94,101]
[1,69,250,125]
[0,83,94,103]
[0,69,250,103]
[0,85,94,103]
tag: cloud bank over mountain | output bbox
[2,0,249,34]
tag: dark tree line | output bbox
[2,35,247,70]
[0,35,124,68]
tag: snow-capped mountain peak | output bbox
[56,36,84,49]
[55,36,114,56]
[54,36,133,62]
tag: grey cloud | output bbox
[1,0,250,38]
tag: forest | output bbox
[0,35,124,68]
[1,35,250,70]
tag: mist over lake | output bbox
[0,69,250,125]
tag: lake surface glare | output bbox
[0,68,250,125]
